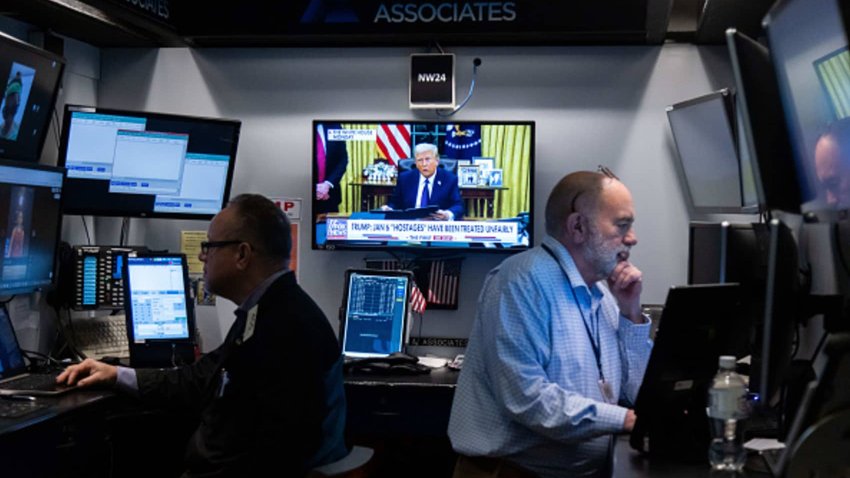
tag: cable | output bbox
[436,58,482,117]
[81,216,92,245]
[810,331,830,362]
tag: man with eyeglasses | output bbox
[383,142,464,220]
[448,169,653,478]
[58,194,347,477]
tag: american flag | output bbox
[364,259,426,314]
[376,123,411,166]
[425,259,461,309]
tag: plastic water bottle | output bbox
[707,355,748,471]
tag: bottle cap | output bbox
[719,355,736,370]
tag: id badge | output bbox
[598,378,615,404]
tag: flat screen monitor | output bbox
[57,105,240,219]
[630,283,744,461]
[764,0,850,212]
[124,254,194,343]
[667,89,758,213]
[0,31,65,163]
[726,29,805,214]
[0,160,64,295]
[339,269,412,359]
[312,120,534,251]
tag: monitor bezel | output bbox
[122,252,196,345]
[339,268,414,359]
[57,104,240,220]
[311,119,536,253]
[0,31,66,164]
[0,159,65,296]
[667,89,759,214]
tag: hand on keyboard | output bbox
[56,359,118,388]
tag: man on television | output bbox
[57,194,347,477]
[383,142,463,220]
[448,169,653,478]
[315,122,349,215]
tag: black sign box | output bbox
[410,53,455,109]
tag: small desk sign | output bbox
[410,53,455,109]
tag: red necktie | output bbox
[316,128,327,183]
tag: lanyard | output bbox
[541,243,605,382]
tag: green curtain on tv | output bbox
[338,123,381,215]
[816,48,850,119]
[481,124,532,218]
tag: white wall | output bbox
[96,43,736,349]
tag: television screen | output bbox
[312,120,534,251]
[57,105,240,219]
[765,0,850,211]
[0,160,64,295]
[667,89,758,213]
[0,31,65,163]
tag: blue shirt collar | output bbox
[541,235,603,304]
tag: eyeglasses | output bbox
[570,166,620,213]
[597,165,619,180]
[200,240,243,255]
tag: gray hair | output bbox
[414,143,439,157]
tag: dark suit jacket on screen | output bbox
[387,168,464,219]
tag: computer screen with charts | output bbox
[339,269,412,359]
[0,160,64,295]
[124,254,194,343]
[58,105,240,219]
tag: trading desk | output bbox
[0,390,116,478]
[344,367,459,476]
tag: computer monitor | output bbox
[667,89,758,213]
[0,31,65,163]
[0,160,64,295]
[687,219,800,403]
[630,283,744,461]
[312,120,534,252]
[123,253,195,366]
[726,29,806,214]
[764,0,850,212]
[339,268,412,359]
[756,219,803,409]
[58,105,240,219]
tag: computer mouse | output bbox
[387,363,430,375]
[386,352,418,364]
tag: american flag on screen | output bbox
[376,124,411,165]
[426,259,461,309]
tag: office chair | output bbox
[307,446,374,478]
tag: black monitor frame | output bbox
[0,159,65,296]
[311,119,535,253]
[667,89,758,214]
[630,283,745,462]
[57,104,240,220]
[0,31,66,163]
[726,28,805,214]
[122,252,196,367]
[338,268,413,359]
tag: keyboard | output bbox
[0,374,62,392]
[71,314,130,359]
[0,399,49,419]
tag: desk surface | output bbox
[345,366,459,387]
[0,389,115,438]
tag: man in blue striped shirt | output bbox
[449,170,653,478]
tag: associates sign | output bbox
[172,0,650,45]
